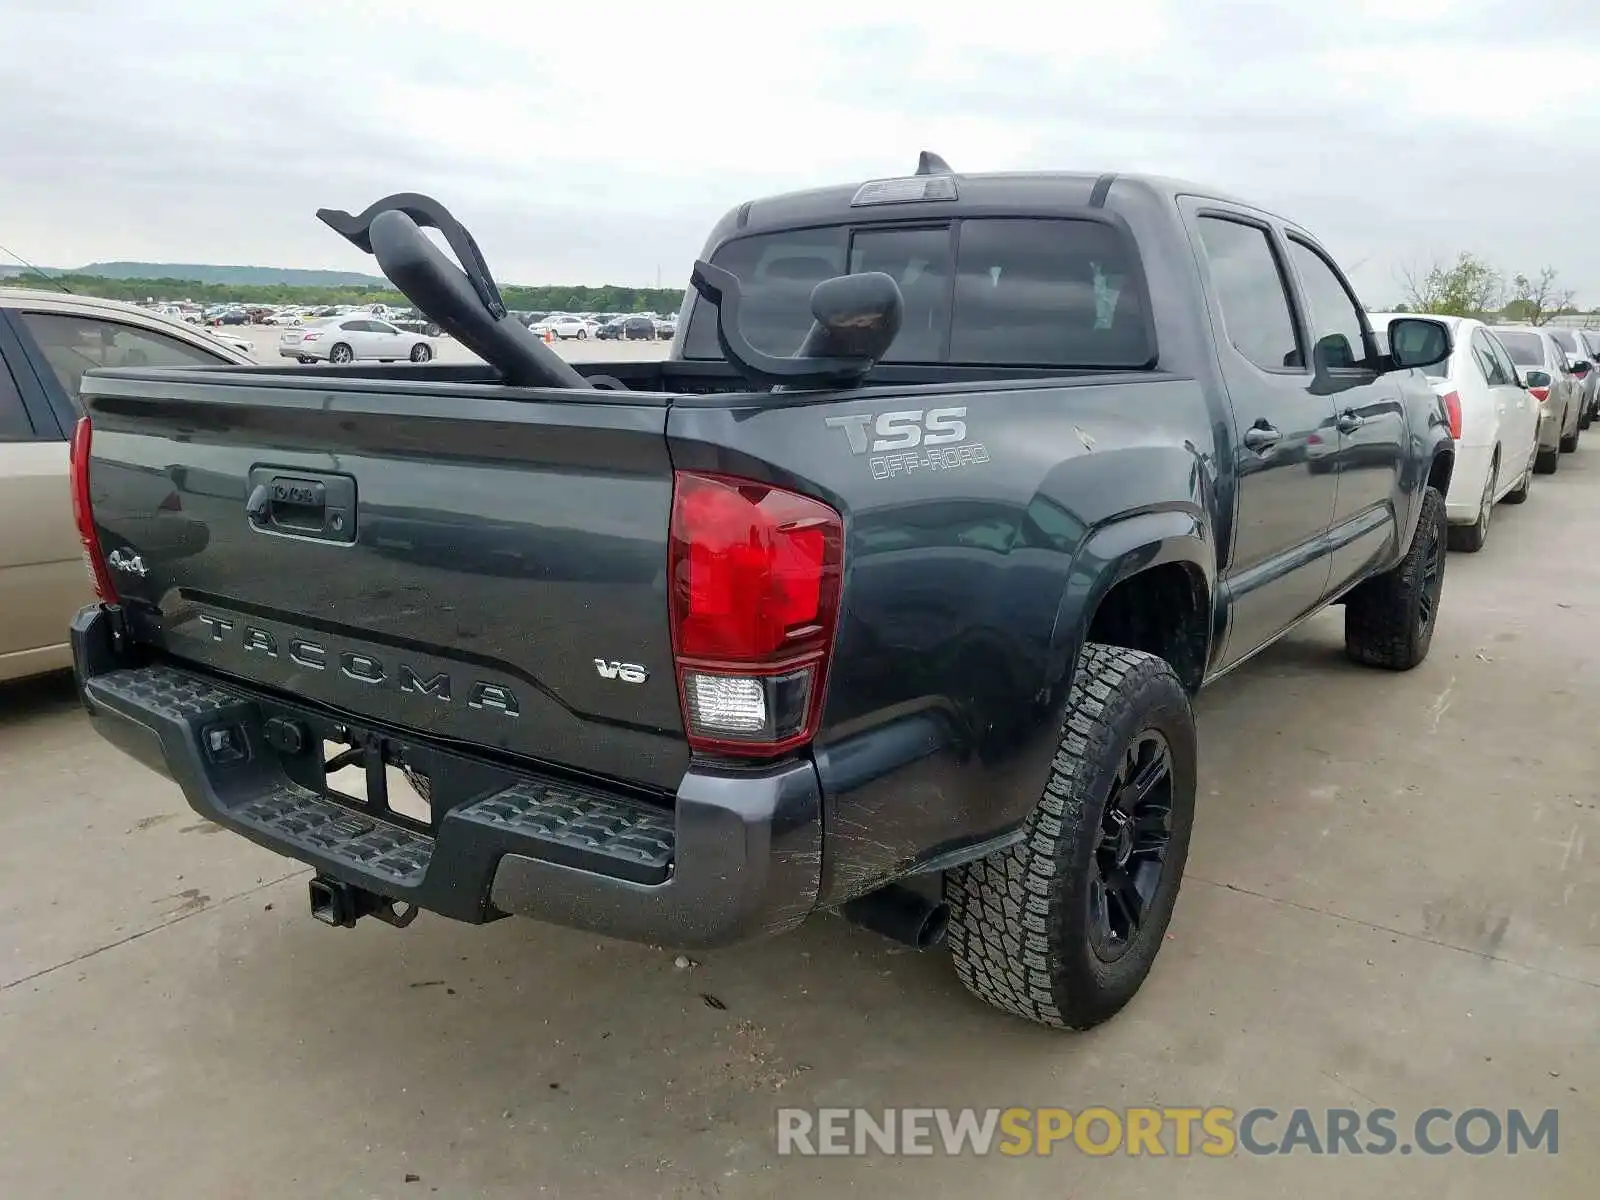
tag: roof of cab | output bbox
[703,164,1263,248]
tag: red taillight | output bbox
[69,417,119,605]
[1530,386,1550,403]
[1441,390,1462,440]
[668,471,843,756]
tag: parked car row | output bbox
[522,311,676,340]
[1370,316,1594,551]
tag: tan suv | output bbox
[0,289,252,682]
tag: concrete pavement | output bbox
[1,438,1595,1198]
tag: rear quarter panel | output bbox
[0,439,82,672]
[668,374,1222,903]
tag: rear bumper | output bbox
[1446,442,1493,524]
[71,606,822,948]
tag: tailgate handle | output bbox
[246,470,356,544]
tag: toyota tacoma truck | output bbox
[68,158,1455,1030]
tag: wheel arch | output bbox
[1047,508,1217,698]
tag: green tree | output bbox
[1398,252,1503,317]
[1507,267,1576,327]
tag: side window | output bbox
[16,311,226,405]
[1485,335,1519,384]
[371,321,397,335]
[0,356,34,441]
[1194,216,1301,371]
[1470,331,1505,384]
[1285,239,1368,371]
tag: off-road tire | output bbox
[1344,485,1446,670]
[945,644,1197,1030]
[1447,455,1495,553]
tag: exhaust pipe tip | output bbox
[840,883,950,951]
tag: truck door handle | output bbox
[1336,411,1365,434]
[1243,423,1281,452]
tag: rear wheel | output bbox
[1536,443,1561,474]
[410,343,432,363]
[577,329,588,340]
[1344,485,1446,670]
[945,644,1196,1030]
[1448,455,1495,553]
[329,343,354,365]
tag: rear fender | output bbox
[1042,508,1217,703]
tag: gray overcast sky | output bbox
[4,0,1598,303]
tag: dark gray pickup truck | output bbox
[69,158,1455,1029]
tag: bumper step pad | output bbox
[84,663,676,899]
[456,781,675,885]
[236,786,435,886]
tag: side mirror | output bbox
[1385,317,1452,370]
[1525,369,1552,390]
[1572,360,1592,378]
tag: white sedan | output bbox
[1373,313,1540,552]
[532,316,597,340]
[280,316,435,364]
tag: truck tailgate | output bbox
[80,372,689,792]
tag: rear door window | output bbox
[1470,330,1507,384]
[17,311,227,405]
[1485,334,1520,384]
[1193,216,1301,371]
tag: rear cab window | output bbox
[683,217,1153,369]
[17,311,228,406]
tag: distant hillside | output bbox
[70,262,387,287]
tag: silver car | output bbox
[1544,326,1600,429]
[280,316,435,364]
[1489,326,1583,472]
